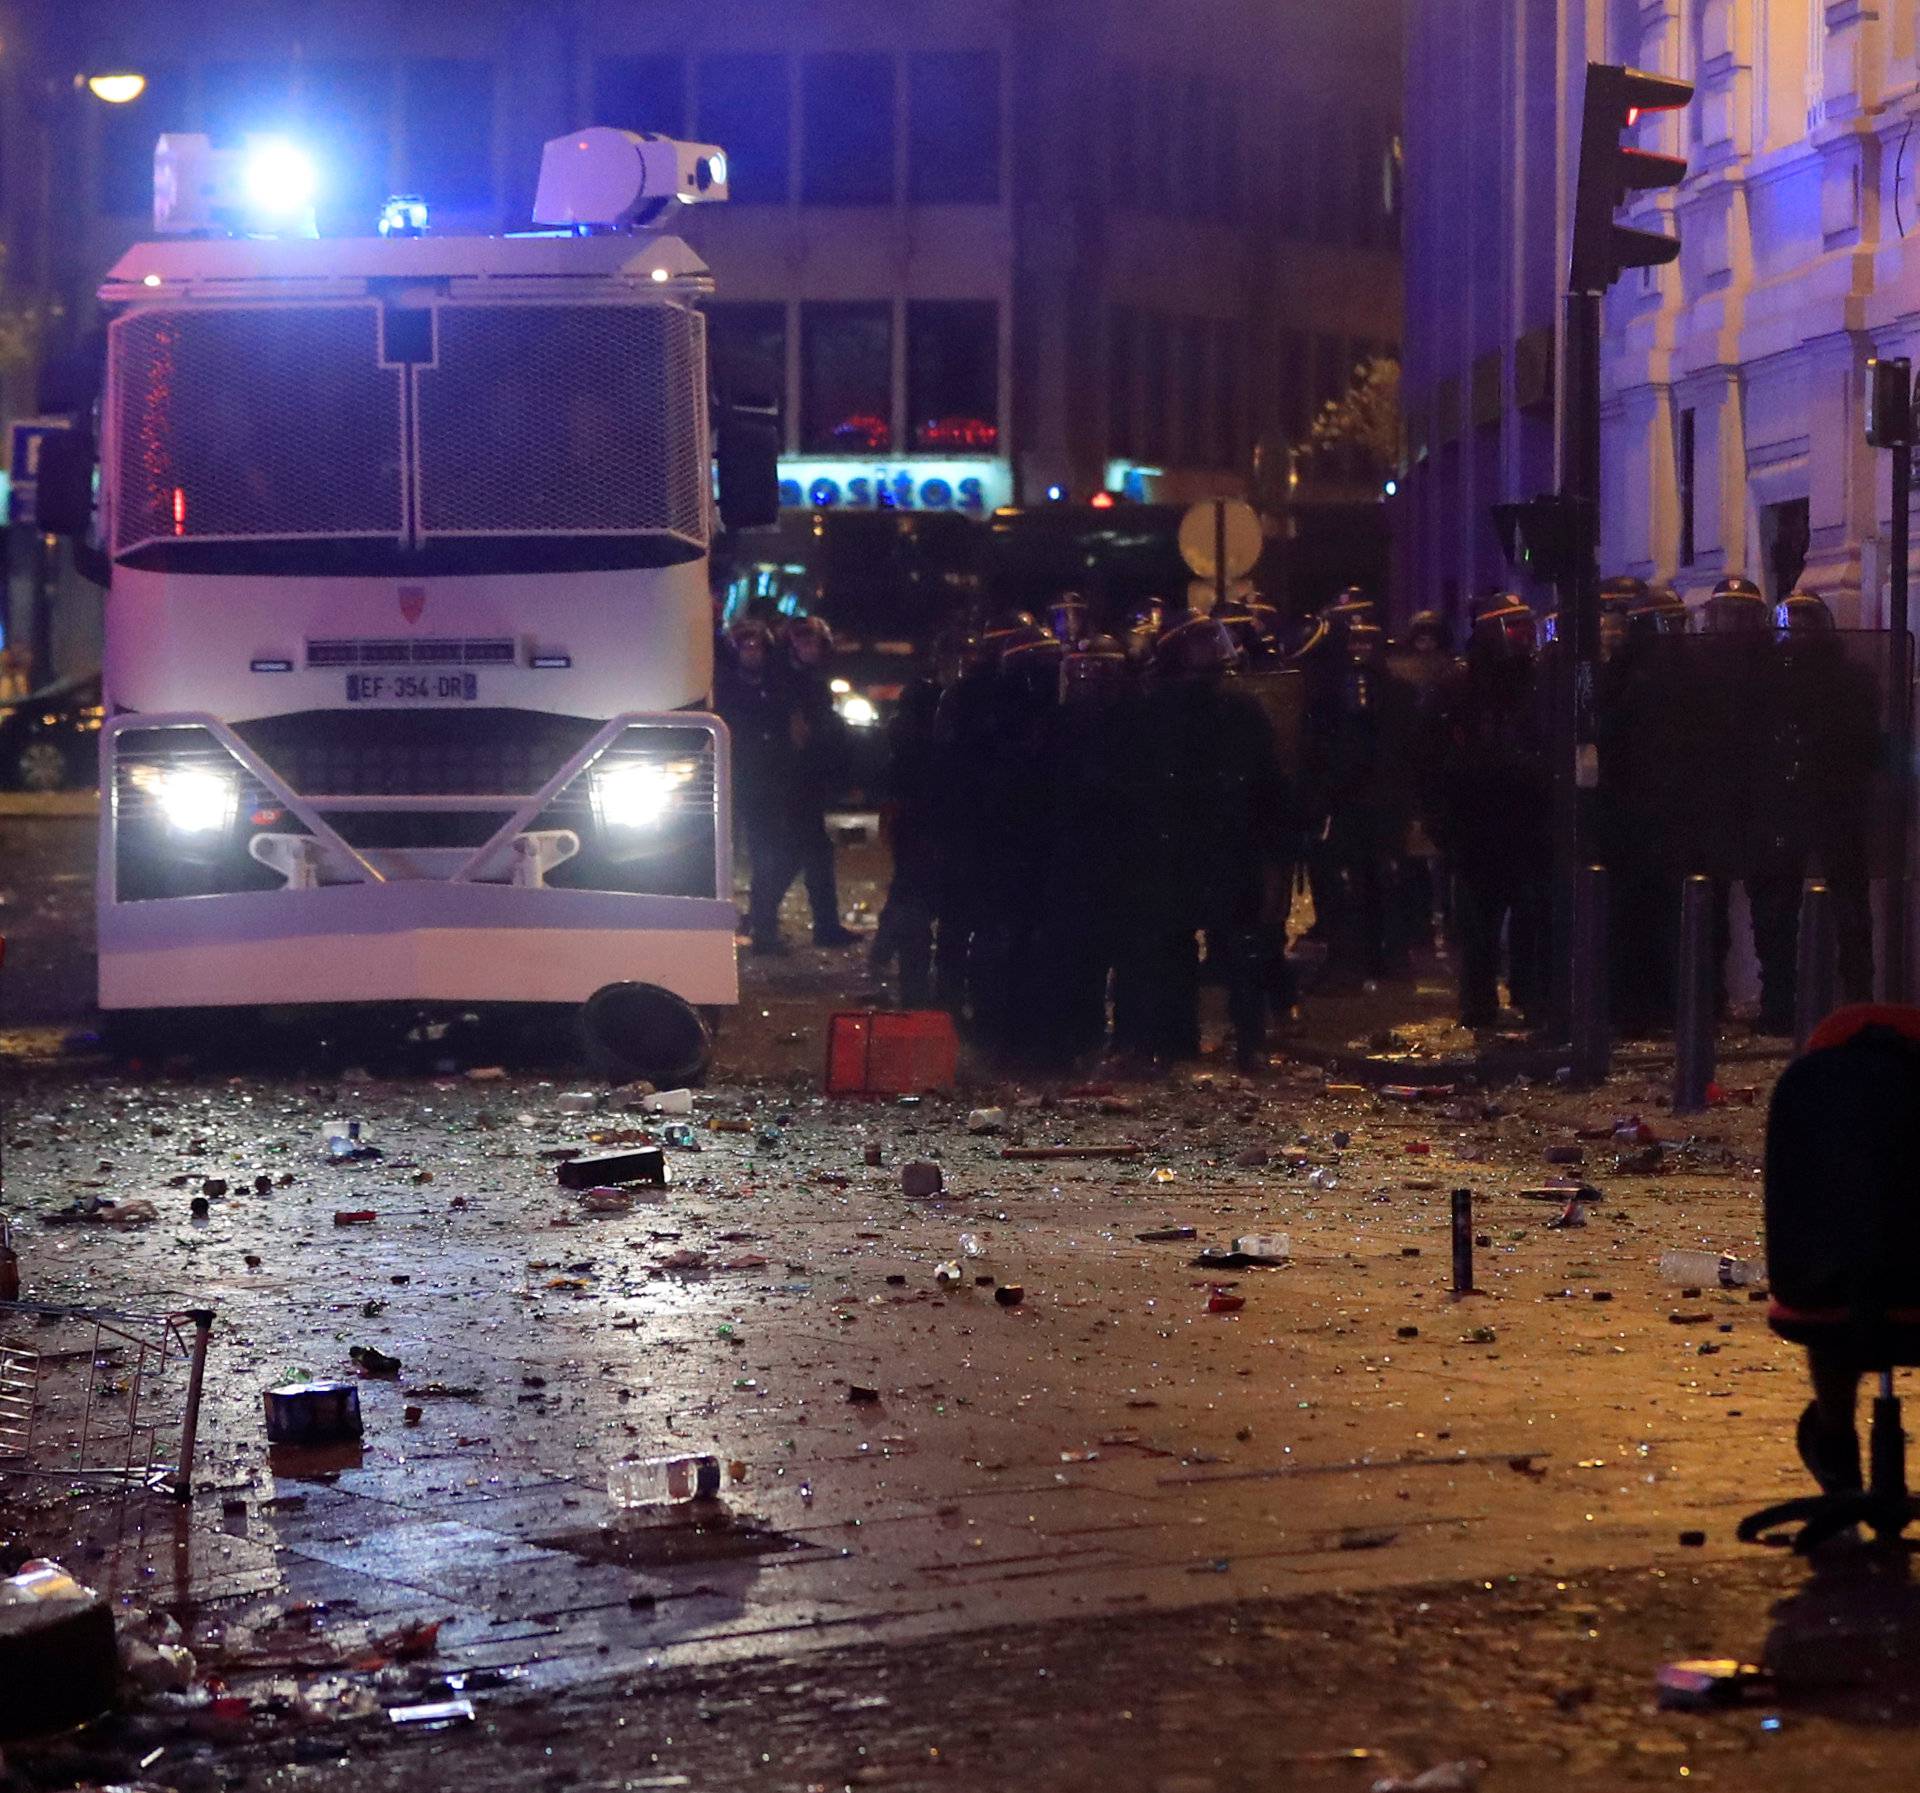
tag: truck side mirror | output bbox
[34,427,96,538]
[716,387,781,533]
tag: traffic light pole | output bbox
[1551,287,1604,1042]
[1891,431,1911,1003]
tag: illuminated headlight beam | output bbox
[155,768,237,834]
[594,761,691,830]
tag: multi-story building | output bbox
[1,0,1400,676]
[1405,0,1920,630]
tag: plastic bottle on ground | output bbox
[1233,1233,1291,1262]
[1658,1248,1763,1288]
[606,1452,722,1508]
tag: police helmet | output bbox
[1626,585,1690,637]
[784,613,834,663]
[1061,634,1129,706]
[1346,620,1387,664]
[980,609,1043,664]
[1599,574,1651,612]
[1468,593,1537,660]
[1324,587,1378,630]
[1403,609,1452,655]
[726,618,774,674]
[1776,590,1837,637]
[1124,596,1168,663]
[1216,595,1284,662]
[1285,614,1335,666]
[1046,593,1092,648]
[934,625,982,685]
[1154,614,1243,682]
[1705,574,1768,634]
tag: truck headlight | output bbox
[156,768,237,834]
[838,694,879,729]
[593,761,688,830]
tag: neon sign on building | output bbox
[775,458,1013,515]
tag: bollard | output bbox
[1571,864,1611,1084]
[1793,880,1837,1054]
[1451,1188,1475,1296]
[1673,874,1716,1113]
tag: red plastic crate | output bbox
[824,1010,959,1096]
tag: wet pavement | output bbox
[1,810,1912,1790]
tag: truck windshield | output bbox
[109,299,709,575]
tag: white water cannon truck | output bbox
[35,126,778,1071]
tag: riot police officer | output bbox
[871,676,945,1006]
[1123,616,1289,1068]
[1393,609,1457,956]
[1429,594,1550,1029]
[1752,592,1877,1019]
[1598,585,1692,1032]
[1306,616,1414,983]
[973,623,1067,1056]
[768,615,859,951]
[715,618,790,952]
[1042,635,1138,1061]
[931,610,1040,1013]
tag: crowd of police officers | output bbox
[717,573,1880,1070]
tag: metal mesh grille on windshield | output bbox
[110,304,405,557]
[414,301,709,546]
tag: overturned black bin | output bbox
[581,981,713,1088]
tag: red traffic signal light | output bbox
[1570,63,1694,294]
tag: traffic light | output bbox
[1866,356,1914,449]
[1492,494,1587,588]
[1570,63,1694,294]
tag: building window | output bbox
[802,302,892,452]
[1313,333,1349,412]
[593,55,685,137]
[1107,62,1140,205]
[1178,319,1209,466]
[1274,103,1311,238]
[1278,328,1309,437]
[1678,406,1696,567]
[1107,305,1137,457]
[201,60,297,142]
[1180,73,1209,215]
[1212,87,1242,224]
[907,302,998,450]
[1213,318,1245,467]
[99,62,188,215]
[303,60,394,232]
[403,59,493,208]
[908,51,1000,204]
[1141,313,1172,460]
[801,53,895,206]
[1314,105,1350,244]
[1140,71,1177,212]
[697,55,790,204]
[708,302,788,412]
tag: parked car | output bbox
[0,671,104,791]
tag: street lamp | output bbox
[83,72,147,104]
